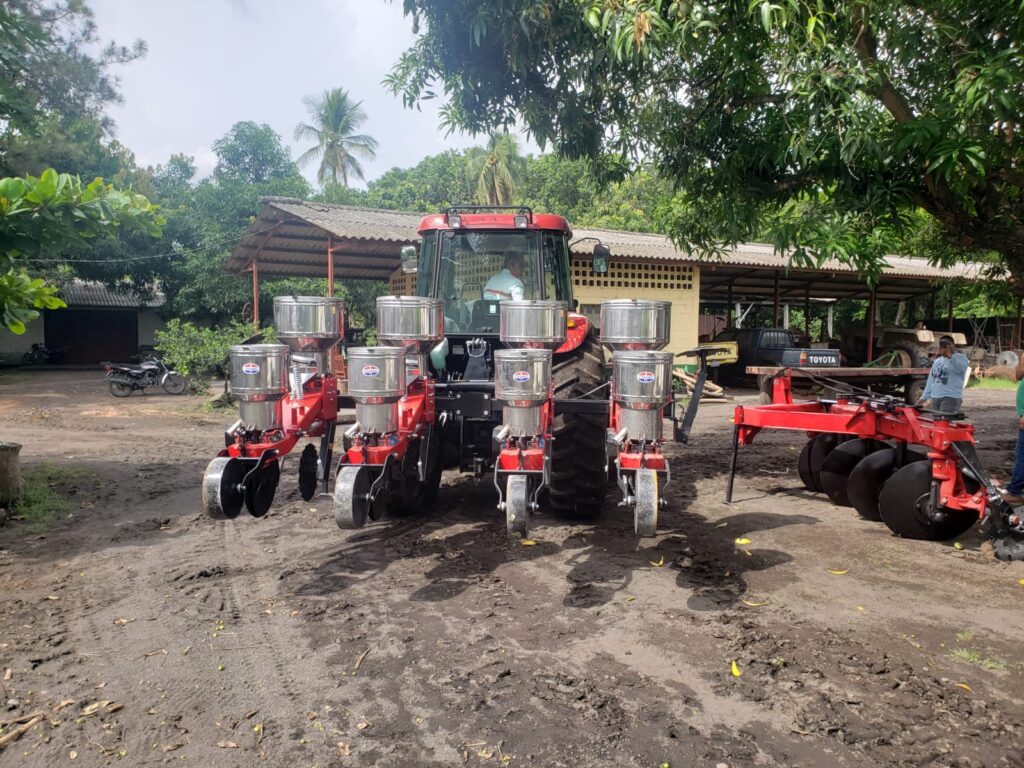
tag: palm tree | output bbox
[294,88,378,187]
[466,133,525,206]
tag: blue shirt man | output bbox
[919,336,970,413]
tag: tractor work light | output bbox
[514,214,528,229]
[448,213,462,228]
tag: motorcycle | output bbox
[22,343,67,365]
[102,356,188,397]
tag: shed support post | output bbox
[947,294,955,332]
[772,271,780,326]
[827,304,834,339]
[783,303,789,329]
[251,260,260,331]
[867,290,877,360]
[804,290,811,340]
[735,303,743,329]
[726,285,733,329]
[327,236,335,297]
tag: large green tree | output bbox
[294,88,379,187]
[0,0,146,177]
[387,0,1023,284]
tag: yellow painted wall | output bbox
[571,258,700,354]
[388,258,701,354]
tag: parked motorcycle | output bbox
[21,343,67,365]
[103,356,188,397]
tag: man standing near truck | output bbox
[918,336,970,413]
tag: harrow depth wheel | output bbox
[878,461,977,541]
[634,469,659,536]
[847,447,926,521]
[505,474,530,538]
[202,457,246,520]
[819,439,888,507]
[335,465,372,529]
[244,458,280,518]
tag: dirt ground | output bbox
[1,371,1023,768]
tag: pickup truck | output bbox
[710,328,840,386]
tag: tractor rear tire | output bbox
[549,331,607,520]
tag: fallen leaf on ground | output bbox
[1018,578,1024,587]
[734,537,751,545]
[69,750,77,760]
[650,556,665,567]
[740,598,768,607]
[477,748,494,759]
[520,539,537,546]
[730,660,742,677]
[53,699,76,712]
[45,595,60,601]
[337,741,351,756]
[955,682,973,693]
[856,606,865,612]
[162,743,184,753]
[626,595,636,602]
[355,721,369,731]
[81,701,122,717]
[216,740,238,749]
[827,569,849,575]
[715,522,728,528]
[113,618,134,626]
[143,649,167,658]
[953,541,964,550]
[3,668,10,681]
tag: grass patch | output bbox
[6,465,100,533]
[969,377,1018,390]
[949,647,1009,671]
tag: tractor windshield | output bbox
[434,231,542,334]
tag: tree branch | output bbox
[850,6,915,124]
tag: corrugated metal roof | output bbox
[60,281,164,309]
[227,198,991,290]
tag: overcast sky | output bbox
[89,0,534,186]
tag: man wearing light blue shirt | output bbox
[918,336,970,413]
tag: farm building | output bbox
[0,281,165,366]
[228,198,991,354]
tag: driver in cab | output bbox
[483,251,525,301]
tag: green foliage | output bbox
[295,88,378,187]
[154,318,258,389]
[389,0,1023,281]
[9,464,100,533]
[0,0,146,177]
[0,168,162,332]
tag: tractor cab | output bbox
[404,206,607,337]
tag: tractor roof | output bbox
[417,210,571,235]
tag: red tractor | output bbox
[203,206,718,537]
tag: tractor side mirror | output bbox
[592,243,610,274]
[400,244,418,274]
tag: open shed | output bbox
[228,198,992,354]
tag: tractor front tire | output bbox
[549,332,607,520]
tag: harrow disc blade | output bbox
[244,458,280,518]
[819,439,888,508]
[202,457,246,520]
[797,439,816,491]
[848,448,926,521]
[878,461,977,541]
[298,444,319,502]
[335,465,372,530]
[803,434,850,492]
